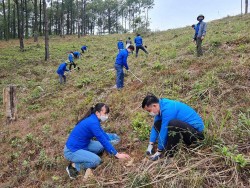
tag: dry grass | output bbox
[0,14,250,187]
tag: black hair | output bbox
[191,24,195,28]
[142,94,159,108]
[137,33,140,36]
[77,103,109,124]
[128,37,131,40]
[128,45,135,51]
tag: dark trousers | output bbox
[59,74,66,84]
[196,37,203,56]
[69,62,76,70]
[136,46,148,57]
[154,119,204,157]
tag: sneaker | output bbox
[66,163,79,179]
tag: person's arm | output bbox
[122,52,129,70]
[201,22,207,40]
[90,123,118,155]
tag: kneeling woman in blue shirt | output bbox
[64,103,130,179]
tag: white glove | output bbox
[146,144,154,155]
[150,151,162,161]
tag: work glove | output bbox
[149,150,162,161]
[146,143,154,155]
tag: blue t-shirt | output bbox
[150,98,204,150]
[65,114,117,155]
[115,49,129,70]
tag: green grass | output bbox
[0,14,250,187]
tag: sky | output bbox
[149,0,244,31]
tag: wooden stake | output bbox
[3,85,17,124]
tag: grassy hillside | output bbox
[0,14,250,187]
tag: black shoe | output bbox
[66,163,79,179]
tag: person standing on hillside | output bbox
[81,45,88,53]
[64,103,130,179]
[68,51,76,70]
[134,33,148,58]
[193,14,207,57]
[142,94,205,161]
[126,37,132,49]
[117,39,124,52]
[114,45,135,90]
[56,62,69,84]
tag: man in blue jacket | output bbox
[68,52,76,70]
[193,14,207,56]
[81,45,88,53]
[117,39,124,52]
[73,51,81,59]
[114,45,135,89]
[134,34,148,57]
[56,62,69,84]
[142,94,205,161]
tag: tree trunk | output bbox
[83,0,86,35]
[3,85,17,124]
[77,0,80,38]
[25,0,29,38]
[39,0,42,35]
[34,0,38,42]
[20,0,25,50]
[8,0,11,39]
[13,4,16,38]
[60,0,64,37]
[14,0,24,50]
[2,0,7,40]
[49,0,53,35]
[245,0,249,14]
[43,0,49,61]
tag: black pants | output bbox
[154,119,204,157]
[136,46,148,57]
[69,62,76,70]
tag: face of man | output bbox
[144,103,160,117]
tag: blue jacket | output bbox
[73,51,81,58]
[56,63,69,75]
[65,114,117,155]
[150,99,204,150]
[134,36,143,47]
[68,53,74,62]
[117,41,124,50]
[81,46,87,51]
[115,49,129,70]
[194,21,207,39]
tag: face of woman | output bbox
[96,106,109,122]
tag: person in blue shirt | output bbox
[114,45,135,89]
[117,39,124,52]
[134,33,148,57]
[73,51,81,59]
[64,103,130,179]
[193,14,207,56]
[81,45,88,53]
[56,62,69,84]
[142,94,205,161]
[68,52,76,70]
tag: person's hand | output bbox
[150,151,162,161]
[146,143,154,155]
[115,153,131,159]
[201,36,205,40]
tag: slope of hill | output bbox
[0,14,249,187]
